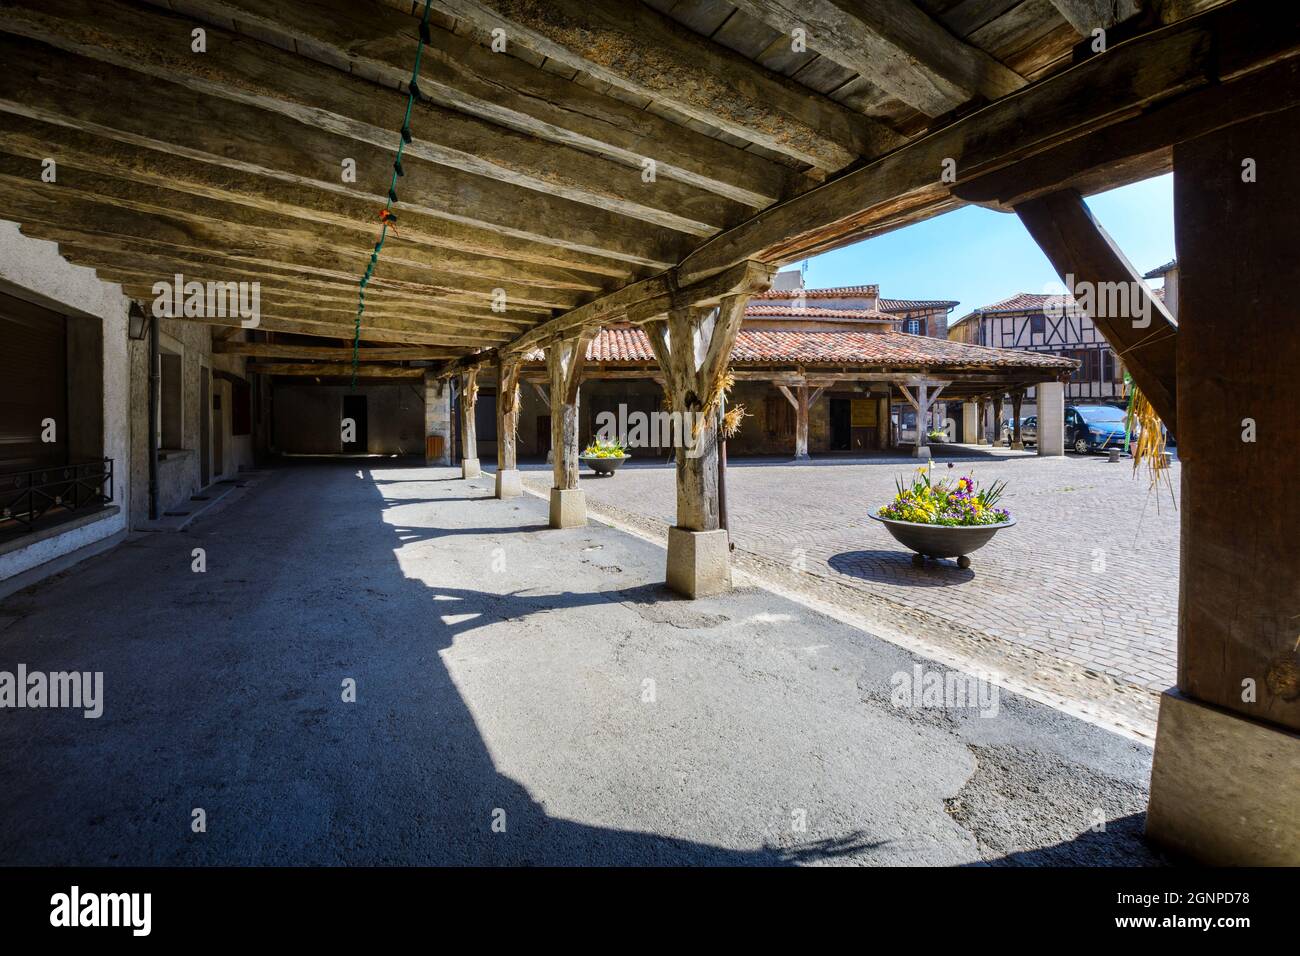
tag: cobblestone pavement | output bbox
[517,446,1179,734]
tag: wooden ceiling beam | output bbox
[0,115,635,280]
[0,0,750,237]
[426,0,903,171]
[2,184,579,312]
[1049,0,1144,35]
[674,0,1300,286]
[0,35,688,269]
[158,0,799,208]
[247,362,425,379]
[0,152,606,295]
[728,0,1027,116]
[214,342,457,361]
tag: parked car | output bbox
[1066,404,1137,454]
[999,417,1037,446]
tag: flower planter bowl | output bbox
[869,513,1015,569]
[581,454,629,476]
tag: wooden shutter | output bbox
[0,292,67,470]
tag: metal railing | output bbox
[0,459,114,534]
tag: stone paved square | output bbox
[518,446,1180,732]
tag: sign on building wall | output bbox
[851,399,877,427]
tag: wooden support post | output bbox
[460,368,480,478]
[1011,392,1025,449]
[992,394,1005,448]
[976,398,988,444]
[645,293,753,597]
[495,354,522,498]
[1015,188,1178,436]
[777,383,811,460]
[545,332,590,527]
[1147,107,1300,865]
[877,396,890,450]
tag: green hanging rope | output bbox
[352,0,436,387]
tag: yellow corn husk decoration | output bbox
[722,404,747,438]
[1125,382,1175,505]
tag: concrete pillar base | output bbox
[911,446,931,459]
[461,458,481,479]
[1146,690,1300,865]
[548,487,586,528]
[1010,441,1025,451]
[665,527,731,599]
[976,437,988,445]
[495,468,522,499]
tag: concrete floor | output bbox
[0,460,1166,865]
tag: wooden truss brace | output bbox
[643,294,750,530]
[898,381,948,446]
[460,367,479,463]
[1014,188,1177,435]
[777,384,826,459]
[546,330,592,490]
[496,353,522,473]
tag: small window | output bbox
[1030,314,1046,334]
[905,318,923,335]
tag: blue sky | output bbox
[796,173,1175,324]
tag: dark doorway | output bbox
[199,368,211,486]
[342,394,368,453]
[829,398,852,451]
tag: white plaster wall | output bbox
[0,221,130,581]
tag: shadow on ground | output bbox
[0,459,893,865]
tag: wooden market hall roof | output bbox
[0,0,1288,376]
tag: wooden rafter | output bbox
[729,0,1027,116]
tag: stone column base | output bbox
[1146,690,1300,865]
[666,527,731,598]
[495,468,522,499]
[461,457,481,479]
[911,445,931,459]
[1010,441,1025,450]
[548,487,586,528]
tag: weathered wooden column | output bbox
[459,368,480,478]
[644,295,750,598]
[899,382,945,459]
[991,394,1005,447]
[545,332,589,528]
[495,354,522,498]
[776,382,816,461]
[1145,107,1300,865]
[976,398,989,444]
[1010,392,1025,450]
[876,395,890,450]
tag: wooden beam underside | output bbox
[0,0,1283,371]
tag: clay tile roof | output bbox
[529,327,1077,370]
[753,284,880,299]
[744,304,895,320]
[972,292,1080,314]
[877,298,960,312]
[1143,259,1177,279]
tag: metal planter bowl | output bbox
[581,454,629,476]
[869,513,1015,569]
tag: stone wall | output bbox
[0,221,130,582]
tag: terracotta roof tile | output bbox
[529,327,1077,370]
[877,298,960,312]
[753,284,880,299]
[744,304,895,320]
